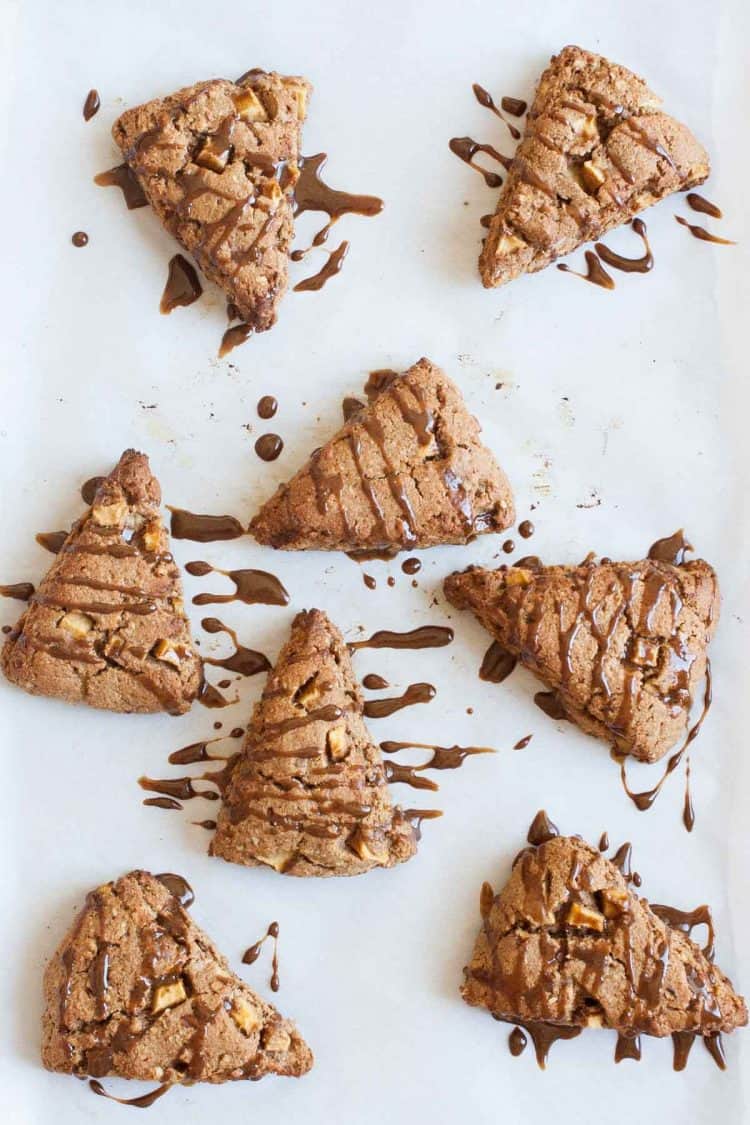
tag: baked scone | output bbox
[112,71,310,331]
[1,450,201,714]
[250,359,515,553]
[480,45,709,287]
[462,823,747,1065]
[444,552,718,762]
[42,871,312,1085]
[211,608,418,876]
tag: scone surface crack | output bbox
[479,45,709,287]
[1,450,201,714]
[112,71,311,331]
[250,358,515,553]
[42,871,312,1086]
[211,608,419,876]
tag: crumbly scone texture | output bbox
[112,71,311,331]
[480,45,709,287]
[249,358,515,552]
[444,554,719,763]
[42,870,313,1084]
[462,834,747,1038]
[1,450,202,714]
[211,608,418,876]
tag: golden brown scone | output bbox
[250,359,515,553]
[42,871,312,1084]
[112,71,310,331]
[211,609,419,876]
[480,45,709,287]
[444,552,718,763]
[2,450,202,714]
[462,826,747,1059]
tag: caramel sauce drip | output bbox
[187,561,288,606]
[255,433,284,461]
[36,530,68,554]
[168,508,244,542]
[294,239,349,292]
[501,96,527,117]
[200,616,270,677]
[363,682,435,718]
[242,921,280,992]
[83,89,100,121]
[81,476,105,505]
[513,734,533,750]
[479,640,517,683]
[72,231,89,247]
[154,873,194,908]
[526,810,559,846]
[0,582,34,601]
[651,903,715,961]
[675,215,735,245]
[614,1032,642,1062]
[472,83,521,140]
[557,250,615,290]
[595,219,653,274]
[380,741,494,790]
[448,136,511,187]
[219,322,253,357]
[350,625,453,651]
[257,395,278,420]
[362,673,389,690]
[143,796,183,810]
[94,164,148,209]
[160,254,203,313]
[686,193,722,219]
[89,1080,174,1107]
[648,529,692,566]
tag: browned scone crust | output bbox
[211,609,418,877]
[42,870,313,1084]
[480,45,709,287]
[250,359,515,552]
[462,834,747,1040]
[112,71,311,331]
[1,450,201,714]
[444,554,719,763]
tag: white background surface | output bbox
[1,1,748,1122]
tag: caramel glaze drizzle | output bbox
[169,727,244,765]
[499,535,712,824]
[219,322,253,358]
[242,921,280,992]
[186,560,289,606]
[675,215,735,246]
[472,83,521,140]
[350,625,453,651]
[143,796,183,811]
[380,741,494,790]
[154,873,194,908]
[595,218,653,274]
[200,617,270,677]
[495,813,728,1070]
[310,373,491,550]
[363,682,436,718]
[448,136,511,188]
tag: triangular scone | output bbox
[480,45,709,287]
[1,450,202,714]
[250,359,514,552]
[444,553,718,762]
[211,609,418,876]
[462,831,747,1055]
[112,71,311,331]
[42,870,312,1084]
